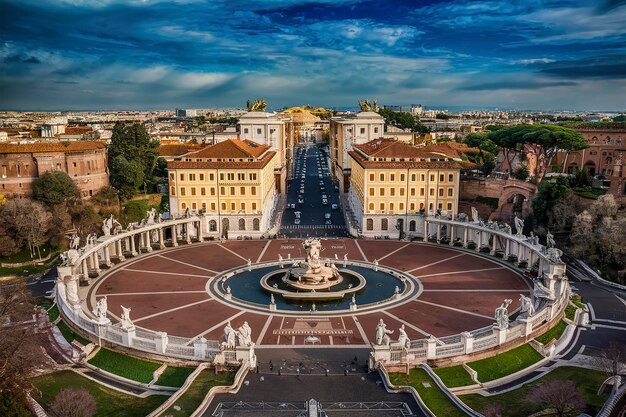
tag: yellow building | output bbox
[347,139,474,238]
[167,139,278,238]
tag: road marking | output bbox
[377,243,411,262]
[189,310,247,343]
[134,299,213,323]
[218,244,249,263]
[382,310,430,336]
[102,290,207,296]
[256,240,271,263]
[122,268,210,279]
[352,316,370,345]
[277,316,285,345]
[406,253,466,273]
[414,266,505,279]
[256,315,274,345]
[354,240,368,261]
[156,255,219,274]
[413,299,493,320]
[422,289,530,293]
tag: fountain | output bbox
[260,238,366,301]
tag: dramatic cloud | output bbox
[0,0,624,110]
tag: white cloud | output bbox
[158,25,214,43]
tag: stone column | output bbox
[91,253,100,274]
[172,225,179,247]
[82,259,89,278]
[422,219,428,242]
[490,233,497,256]
[449,225,455,247]
[436,223,442,243]
[426,335,438,360]
[463,226,469,248]
[158,228,165,249]
[475,231,481,252]
[493,325,507,345]
[129,235,137,256]
[186,223,192,244]
[155,331,168,354]
[116,239,125,262]
[120,326,136,347]
[103,244,111,266]
[144,232,153,252]
[504,239,510,259]
[461,331,474,354]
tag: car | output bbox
[322,194,327,199]
[320,186,325,191]
[287,203,295,209]
[322,199,328,205]
[298,197,304,203]
[319,181,324,185]
[294,219,301,225]
[325,219,332,225]
[294,211,301,218]
[318,174,323,178]
[324,213,331,219]
[331,204,338,210]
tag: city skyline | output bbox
[0,0,625,111]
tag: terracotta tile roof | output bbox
[354,139,430,159]
[349,150,473,170]
[157,144,201,157]
[65,126,93,135]
[189,139,270,159]
[168,151,276,170]
[0,141,105,154]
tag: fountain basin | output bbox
[260,268,366,301]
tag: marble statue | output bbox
[471,207,479,223]
[226,286,231,295]
[102,214,121,236]
[120,305,134,329]
[514,215,524,237]
[351,294,356,305]
[65,276,80,305]
[343,254,348,267]
[394,286,400,295]
[146,208,157,225]
[534,281,555,301]
[87,233,97,246]
[529,231,536,244]
[519,294,535,318]
[247,258,252,268]
[93,296,108,319]
[495,299,512,330]
[397,324,410,349]
[375,318,394,346]
[545,247,563,263]
[223,321,236,349]
[270,294,275,305]
[69,234,81,250]
[546,231,555,249]
[59,252,68,266]
[237,321,252,346]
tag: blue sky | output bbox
[0,0,624,111]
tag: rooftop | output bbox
[0,140,105,154]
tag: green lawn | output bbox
[565,304,577,321]
[156,366,196,387]
[164,369,236,416]
[32,370,168,417]
[0,243,54,263]
[390,368,467,417]
[571,294,586,309]
[467,344,544,382]
[432,365,475,388]
[535,320,568,345]
[57,320,90,346]
[47,304,60,322]
[88,348,162,384]
[460,366,609,417]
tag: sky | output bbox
[0,0,625,111]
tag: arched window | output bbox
[381,218,388,231]
[366,218,373,231]
[606,136,611,144]
[238,218,246,231]
[209,220,217,232]
[253,218,260,231]
[222,218,229,230]
[368,203,374,211]
[181,203,187,209]
[409,220,416,232]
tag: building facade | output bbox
[329,111,385,192]
[347,139,473,239]
[167,139,278,238]
[0,141,109,198]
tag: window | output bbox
[400,174,405,182]
[380,174,385,181]
[253,218,260,231]
[241,202,246,211]
[192,202,197,210]
[389,203,394,211]
[244,128,249,134]
[250,173,257,180]
[238,173,245,180]
[252,202,257,210]
[448,174,453,182]
[400,188,405,196]
[399,203,404,210]
[410,203,415,211]
[439,188,444,197]
[239,218,246,231]
[200,173,204,181]
[220,173,225,180]
[438,203,443,210]
[447,203,452,210]
[227,173,235,180]
[201,188,206,196]
[170,186,175,195]
[369,188,375,196]
[380,188,385,196]
[240,186,246,195]
[209,220,217,231]
[409,220,416,232]
[251,187,257,195]
[210,187,215,196]
[429,188,434,196]
[191,187,196,196]
[380,203,385,211]
[180,173,185,181]
[360,128,366,134]
[181,203,186,209]
[439,174,444,182]
[430,174,434,181]
[411,174,416,181]
[421,174,425,181]
[170,173,175,181]
[257,128,262,135]
[366,219,373,231]
[231,202,236,211]
[369,203,374,211]
[374,127,379,133]
[189,174,196,181]
[390,174,395,181]
[369,173,375,181]
[220,187,225,195]
[211,202,216,211]
[448,188,453,197]
[210,173,215,181]
[180,187,186,196]
[230,186,235,195]
[381,218,388,230]
[390,188,395,196]
[221,202,226,210]
[420,188,425,196]
[410,188,416,196]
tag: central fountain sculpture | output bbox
[288,238,342,290]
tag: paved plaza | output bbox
[90,238,530,348]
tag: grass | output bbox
[88,348,162,384]
[390,368,467,417]
[467,344,544,382]
[0,243,54,264]
[571,294,586,309]
[565,304,577,321]
[57,320,90,346]
[47,304,60,322]
[164,369,236,416]
[460,366,609,417]
[535,320,568,345]
[156,366,196,387]
[432,365,475,388]
[32,370,167,417]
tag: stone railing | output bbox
[371,218,569,366]
[55,215,226,363]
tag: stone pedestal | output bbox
[236,344,257,369]
[155,331,168,354]
[120,326,136,346]
[371,344,392,364]
[194,337,207,359]
[493,326,507,345]
[461,331,474,354]
[426,336,437,360]
[349,303,357,312]
[269,302,276,312]
[519,318,533,337]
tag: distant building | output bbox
[347,139,474,238]
[167,139,278,238]
[175,109,197,118]
[329,111,385,192]
[0,141,109,198]
[39,117,68,137]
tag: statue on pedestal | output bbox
[223,321,236,349]
[546,230,556,249]
[120,305,134,329]
[534,281,555,301]
[102,214,122,236]
[69,234,81,250]
[237,321,252,347]
[514,215,524,237]
[397,324,410,349]
[375,319,393,346]
[519,294,535,318]
[495,299,512,330]
[471,207,479,223]
[146,208,157,226]
[93,296,108,319]
[545,247,563,263]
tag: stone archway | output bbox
[491,180,537,222]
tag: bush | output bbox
[511,164,530,181]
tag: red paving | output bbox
[93,239,531,345]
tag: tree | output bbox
[527,380,584,417]
[531,177,570,226]
[593,342,626,378]
[153,157,168,178]
[49,388,96,417]
[569,167,592,188]
[0,199,51,258]
[511,164,530,181]
[32,170,80,206]
[109,155,144,200]
[0,283,48,412]
[377,108,429,133]
[47,204,72,247]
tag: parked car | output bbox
[294,219,301,225]
[294,211,301,218]
[331,204,338,210]
[325,219,332,225]
[324,213,331,219]
[322,199,328,205]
